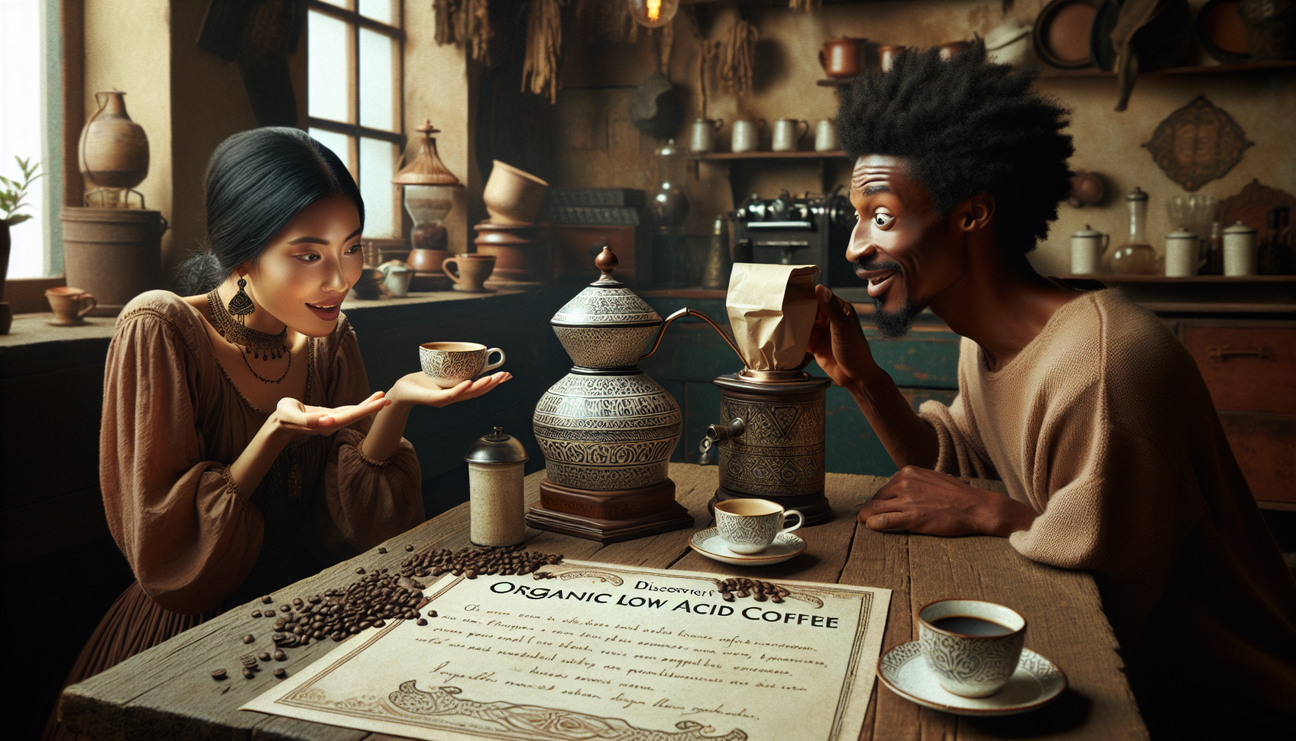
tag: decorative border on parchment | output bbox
[270,562,877,741]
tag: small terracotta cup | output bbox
[443,254,497,293]
[483,160,548,225]
[419,341,506,389]
[46,286,97,326]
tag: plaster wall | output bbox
[405,0,472,256]
[552,0,1296,279]
[82,0,173,261]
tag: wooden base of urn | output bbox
[709,485,834,526]
[526,478,693,543]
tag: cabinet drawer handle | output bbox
[1207,346,1270,361]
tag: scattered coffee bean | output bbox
[258,651,271,661]
[378,547,387,554]
[426,610,437,618]
[242,666,255,679]
[280,604,291,612]
[251,610,261,618]
[211,668,227,679]
[242,634,255,644]
[261,595,273,604]
[273,667,287,678]
[356,567,365,574]
[405,544,414,551]
[416,618,427,626]
[240,655,258,667]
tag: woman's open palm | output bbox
[275,391,390,433]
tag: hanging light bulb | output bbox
[628,0,678,28]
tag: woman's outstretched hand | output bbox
[275,390,391,433]
[388,371,512,408]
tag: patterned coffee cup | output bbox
[917,599,1026,698]
[419,342,505,389]
[713,498,803,555]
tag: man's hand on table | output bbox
[860,466,1038,538]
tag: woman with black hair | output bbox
[45,128,508,740]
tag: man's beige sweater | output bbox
[918,289,1296,733]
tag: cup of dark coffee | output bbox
[917,599,1026,697]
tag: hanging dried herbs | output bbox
[434,0,494,67]
[522,0,571,104]
[717,17,758,96]
[787,0,822,10]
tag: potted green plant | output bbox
[0,156,42,334]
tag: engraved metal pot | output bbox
[533,247,681,491]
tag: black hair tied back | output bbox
[174,127,364,295]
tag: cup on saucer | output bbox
[917,599,1026,698]
[713,498,803,555]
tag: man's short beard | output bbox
[872,297,925,338]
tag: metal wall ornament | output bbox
[1142,95,1254,192]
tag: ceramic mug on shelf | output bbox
[878,45,907,72]
[688,118,724,153]
[1164,228,1204,277]
[713,498,803,554]
[419,341,506,389]
[45,286,97,326]
[771,118,809,153]
[814,119,838,152]
[731,118,766,153]
[1070,226,1108,275]
[442,253,497,293]
[917,599,1027,698]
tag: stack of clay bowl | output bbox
[475,160,550,284]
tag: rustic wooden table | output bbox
[60,464,1147,740]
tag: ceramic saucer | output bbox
[877,641,1067,716]
[689,527,806,566]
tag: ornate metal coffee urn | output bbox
[528,247,693,542]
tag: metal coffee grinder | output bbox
[695,264,833,525]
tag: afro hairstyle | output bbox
[836,41,1074,256]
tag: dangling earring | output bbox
[227,276,255,325]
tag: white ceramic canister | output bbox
[731,119,766,153]
[687,118,723,154]
[1223,221,1258,276]
[1070,225,1108,274]
[465,427,529,547]
[1164,227,1202,277]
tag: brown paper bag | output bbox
[725,263,820,371]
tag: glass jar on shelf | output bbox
[1107,186,1160,275]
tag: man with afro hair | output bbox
[808,43,1295,737]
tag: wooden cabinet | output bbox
[1175,320,1296,508]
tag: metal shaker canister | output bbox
[465,427,529,546]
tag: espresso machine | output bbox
[732,188,855,287]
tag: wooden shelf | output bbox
[689,150,849,160]
[1038,59,1296,79]
[1053,274,1296,283]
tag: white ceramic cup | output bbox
[814,118,838,152]
[917,599,1027,698]
[771,118,808,152]
[419,342,505,389]
[688,118,724,153]
[1164,229,1203,277]
[731,119,766,154]
[713,498,803,554]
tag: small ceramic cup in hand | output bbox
[419,342,505,389]
[714,498,803,554]
[917,599,1027,698]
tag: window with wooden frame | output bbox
[307,0,404,239]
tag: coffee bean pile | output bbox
[718,577,788,603]
[398,544,564,580]
[213,546,566,680]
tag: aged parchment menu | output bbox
[242,561,891,741]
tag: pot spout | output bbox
[640,307,744,363]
